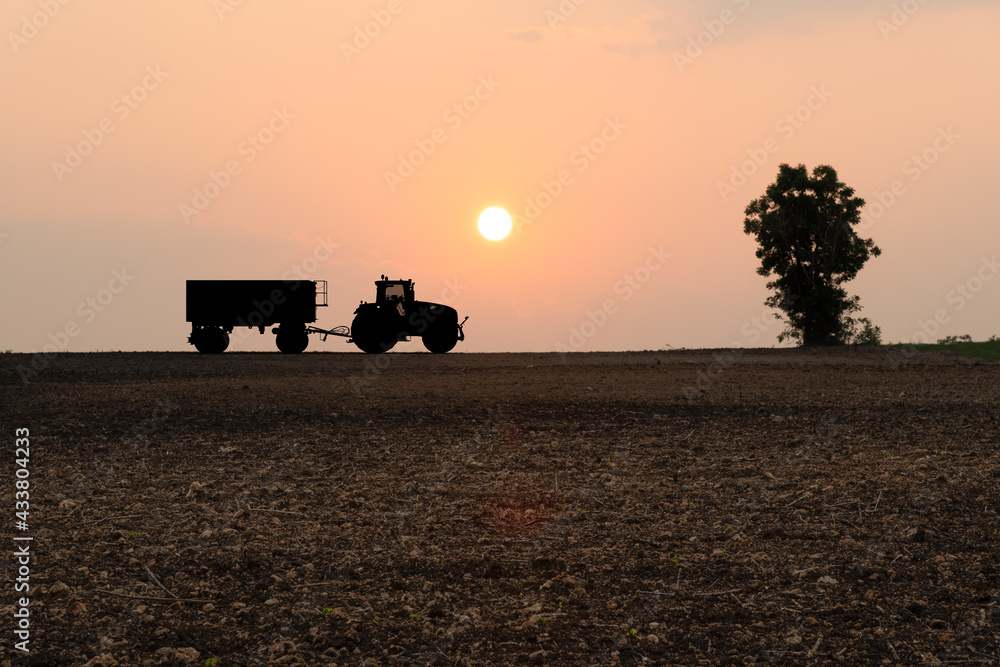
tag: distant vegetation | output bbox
[890,336,1000,361]
[848,319,883,346]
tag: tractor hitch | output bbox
[303,325,352,342]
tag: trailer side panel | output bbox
[186,280,318,327]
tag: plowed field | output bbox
[2,349,998,665]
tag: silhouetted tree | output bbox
[743,164,881,346]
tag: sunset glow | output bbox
[1,1,997,353]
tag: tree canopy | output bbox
[743,163,881,346]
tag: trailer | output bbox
[185,280,348,353]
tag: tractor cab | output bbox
[372,276,415,317]
[375,276,414,303]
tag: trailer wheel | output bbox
[193,327,229,354]
[275,328,309,354]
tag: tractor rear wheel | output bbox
[193,327,229,354]
[351,313,396,353]
[275,328,309,354]
[354,336,396,353]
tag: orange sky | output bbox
[2,0,998,353]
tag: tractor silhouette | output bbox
[351,276,467,353]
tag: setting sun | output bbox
[477,207,513,241]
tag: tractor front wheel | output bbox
[422,326,458,354]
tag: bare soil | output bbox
[2,348,999,666]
